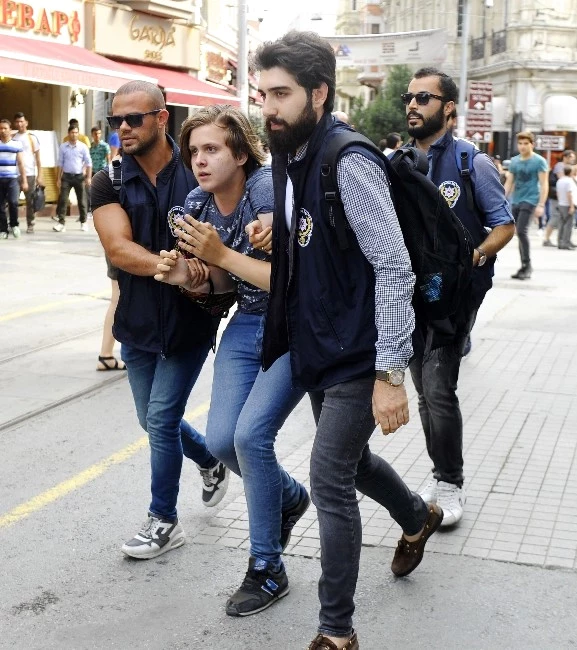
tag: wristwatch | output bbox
[376,369,405,386]
[476,247,487,267]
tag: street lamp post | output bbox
[457,0,470,138]
[237,0,249,115]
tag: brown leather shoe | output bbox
[391,503,443,577]
[308,630,359,649]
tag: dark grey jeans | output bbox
[309,376,428,637]
[557,205,574,248]
[512,201,536,267]
[409,307,478,487]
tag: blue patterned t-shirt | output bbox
[184,166,273,315]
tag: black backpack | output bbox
[321,131,474,322]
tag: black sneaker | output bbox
[226,557,289,616]
[280,486,311,551]
[197,460,229,507]
[121,513,185,559]
[511,265,532,280]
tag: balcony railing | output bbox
[471,35,485,61]
[491,30,507,55]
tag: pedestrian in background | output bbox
[555,165,576,250]
[92,81,229,560]
[505,131,549,280]
[255,32,443,650]
[382,132,402,156]
[403,68,514,525]
[0,118,28,240]
[12,112,43,234]
[543,149,575,247]
[54,125,92,232]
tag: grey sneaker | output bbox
[121,513,185,559]
[0,231,8,240]
[197,461,229,507]
[11,226,21,238]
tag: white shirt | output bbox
[556,176,574,207]
[12,131,39,177]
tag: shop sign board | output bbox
[0,0,83,44]
[535,135,566,151]
[466,81,493,142]
[93,3,200,70]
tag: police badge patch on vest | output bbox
[438,180,461,209]
[167,205,186,237]
[298,208,313,247]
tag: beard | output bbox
[407,104,447,140]
[266,98,318,156]
[121,129,160,156]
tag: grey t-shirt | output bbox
[184,166,273,314]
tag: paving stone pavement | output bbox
[186,223,577,572]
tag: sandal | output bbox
[97,355,126,371]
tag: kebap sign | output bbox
[326,29,447,67]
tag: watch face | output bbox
[389,370,405,386]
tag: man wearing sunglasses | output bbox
[403,68,514,527]
[91,81,229,560]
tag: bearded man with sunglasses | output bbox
[403,68,514,526]
[91,81,229,560]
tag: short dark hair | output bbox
[69,118,79,126]
[68,125,79,134]
[91,126,100,134]
[13,112,26,120]
[564,165,573,176]
[385,133,402,149]
[253,31,336,113]
[114,80,166,110]
[0,118,11,126]
[562,149,574,158]
[413,67,458,104]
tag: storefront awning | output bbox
[121,63,240,107]
[543,95,577,131]
[0,34,155,92]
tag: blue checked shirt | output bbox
[58,141,91,174]
[290,146,415,370]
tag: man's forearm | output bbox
[107,241,165,277]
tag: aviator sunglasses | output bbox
[400,92,446,106]
[106,109,162,129]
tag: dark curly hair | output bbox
[413,67,458,104]
[253,31,336,113]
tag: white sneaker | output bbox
[197,461,229,507]
[419,477,438,504]
[11,226,21,238]
[436,481,466,526]
[121,514,185,559]
[53,223,66,232]
[80,222,89,232]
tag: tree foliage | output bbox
[351,65,413,146]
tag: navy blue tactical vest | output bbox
[113,137,214,355]
[263,115,385,391]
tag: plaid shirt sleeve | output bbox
[337,152,415,370]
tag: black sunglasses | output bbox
[401,92,446,106]
[106,109,162,129]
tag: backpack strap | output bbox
[321,131,384,251]
[454,139,478,213]
[108,157,122,191]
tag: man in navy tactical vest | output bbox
[91,81,229,560]
[256,32,443,650]
[404,68,515,526]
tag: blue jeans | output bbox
[206,311,305,566]
[309,377,428,637]
[121,343,216,521]
[0,177,20,232]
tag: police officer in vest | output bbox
[404,68,515,526]
[256,32,443,650]
[91,81,229,560]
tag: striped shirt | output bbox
[0,138,23,178]
[289,144,415,370]
[58,141,91,174]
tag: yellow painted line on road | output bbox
[0,402,209,529]
[0,291,110,323]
